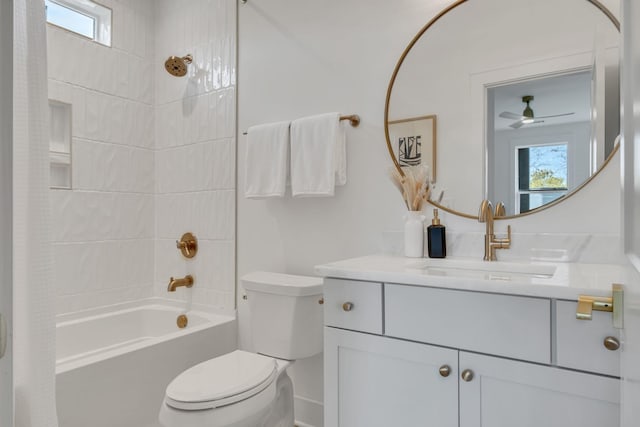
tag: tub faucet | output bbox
[168,275,194,292]
[478,200,511,261]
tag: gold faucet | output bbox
[168,275,194,292]
[478,200,511,261]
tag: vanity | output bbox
[316,0,627,425]
[317,256,624,427]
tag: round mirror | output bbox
[385,0,620,219]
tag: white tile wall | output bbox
[154,0,236,314]
[48,0,237,315]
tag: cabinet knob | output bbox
[461,369,474,382]
[439,365,451,377]
[342,302,354,312]
[603,336,620,351]
[318,297,324,305]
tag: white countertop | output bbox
[315,255,628,300]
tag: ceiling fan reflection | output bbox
[499,95,574,129]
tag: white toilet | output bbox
[159,271,324,427]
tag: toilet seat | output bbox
[165,350,277,411]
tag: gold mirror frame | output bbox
[384,0,620,220]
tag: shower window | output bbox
[45,0,111,47]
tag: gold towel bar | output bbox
[242,114,360,135]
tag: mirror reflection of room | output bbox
[486,68,619,215]
[386,0,620,217]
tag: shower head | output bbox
[164,54,193,77]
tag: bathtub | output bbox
[55,299,237,427]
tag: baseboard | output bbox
[294,395,323,427]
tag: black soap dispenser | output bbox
[427,209,446,258]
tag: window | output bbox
[516,143,568,213]
[45,0,111,47]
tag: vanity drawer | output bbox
[385,284,551,363]
[556,300,620,376]
[323,278,382,335]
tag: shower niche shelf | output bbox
[49,99,72,189]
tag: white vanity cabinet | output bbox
[323,278,620,427]
[325,328,458,427]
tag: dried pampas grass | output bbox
[388,165,432,211]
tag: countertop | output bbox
[315,254,628,300]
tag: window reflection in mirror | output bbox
[486,69,618,216]
[517,144,568,214]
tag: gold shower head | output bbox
[164,54,193,77]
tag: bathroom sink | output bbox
[407,259,556,280]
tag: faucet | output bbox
[478,200,511,261]
[168,275,194,292]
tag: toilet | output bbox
[159,271,324,427]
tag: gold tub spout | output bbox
[168,275,194,292]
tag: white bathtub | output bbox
[55,299,237,427]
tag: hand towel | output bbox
[290,112,347,197]
[244,121,290,198]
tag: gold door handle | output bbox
[576,284,624,329]
[342,302,354,312]
[439,365,451,377]
[603,336,620,351]
[461,369,474,382]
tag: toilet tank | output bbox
[242,272,324,360]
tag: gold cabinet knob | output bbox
[603,336,620,351]
[461,369,474,382]
[439,365,451,377]
[342,302,354,312]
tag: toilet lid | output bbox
[165,350,277,410]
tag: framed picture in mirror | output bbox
[388,114,437,182]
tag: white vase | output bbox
[404,211,425,258]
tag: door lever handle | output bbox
[576,284,624,329]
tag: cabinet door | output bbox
[459,352,620,427]
[324,327,458,427]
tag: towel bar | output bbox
[242,114,360,135]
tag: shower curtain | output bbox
[13,0,58,426]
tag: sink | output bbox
[407,259,556,280]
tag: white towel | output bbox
[290,112,347,197]
[244,121,290,198]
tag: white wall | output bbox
[153,0,237,313]
[47,0,156,314]
[237,1,621,426]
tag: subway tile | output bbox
[50,190,154,242]
[73,139,154,193]
[53,242,98,296]
[71,87,86,138]
[114,52,132,99]
[194,94,210,142]
[84,91,108,141]
[217,88,235,139]
[106,96,125,144]
[154,103,170,149]
[182,96,196,144]
[156,190,235,240]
